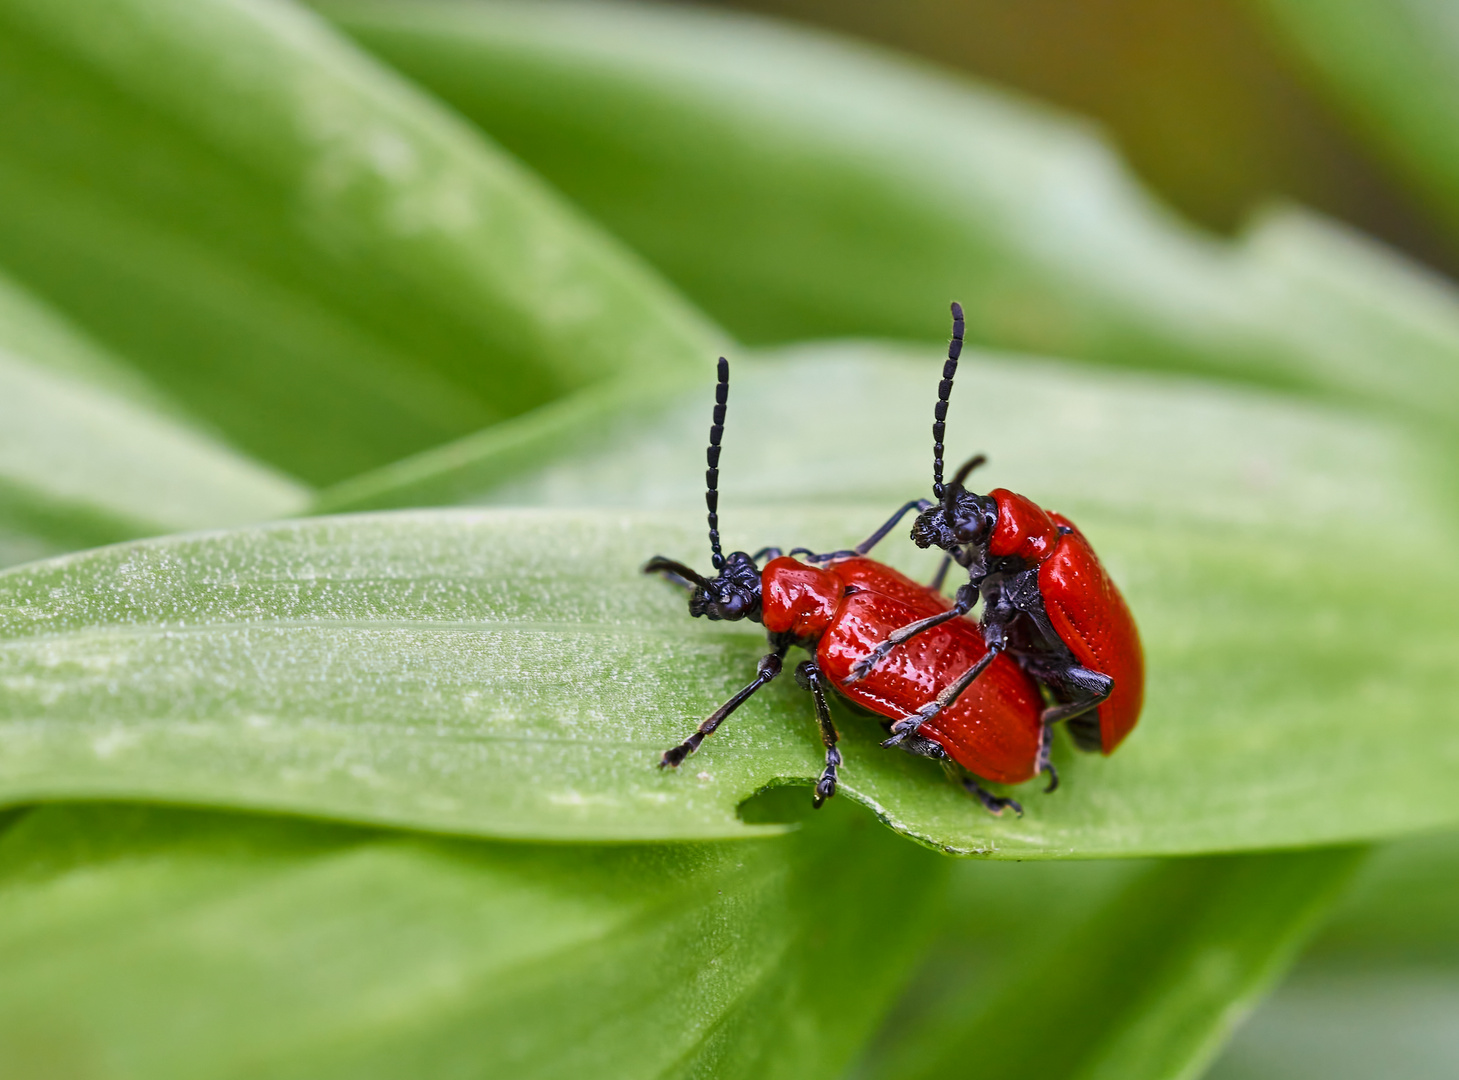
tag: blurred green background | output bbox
[2,0,1459,1077]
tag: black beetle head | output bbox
[687,550,763,623]
[911,490,997,552]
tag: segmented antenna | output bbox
[706,357,729,569]
[932,302,964,501]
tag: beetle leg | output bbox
[847,583,979,683]
[881,643,1002,745]
[660,644,788,768]
[1037,723,1060,793]
[959,772,1023,817]
[788,499,934,564]
[926,553,955,593]
[853,499,935,556]
[1039,666,1114,729]
[795,661,841,808]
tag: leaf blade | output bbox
[0,269,308,569]
[857,848,1365,1080]
[0,0,721,484]
[322,0,1459,426]
[0,798,943,1080]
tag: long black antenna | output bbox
[706,356,729,569]
[932,301,964,501]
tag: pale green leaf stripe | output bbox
[322,0,1459,425]
[0,272,309,570]
[861,848,1364,1080]
[1209,831,1459,1079]
[0,499,1455,854]
[0,799,943,1080]
[323,344,1457,527]
[1250,0,1459,252]
[0,0,721,484]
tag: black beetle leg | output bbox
[960,772,1023,817]
[927,553,955,593]
[795,661,841,808]
[849,583,979,684]
[1039,666,1114,728]
[661,643,788,768]
[789,498,933,565]
[1037,722,1060,794]
[882,641,1001,746]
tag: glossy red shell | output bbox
[988,489,1060,563]
[1041,513,1144,753]
[761,556,1044,784]
[760,557,840,639]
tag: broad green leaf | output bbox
[0,0,719,485]
[320,343,1458,524]
[1250,0,1459,253]
[2,344,1456,856]
[321,0,1459,426]
[855,848,1363,1080]
[0,797,943,1079]
[0,269,308,569]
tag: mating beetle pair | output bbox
[645,304,1144,815]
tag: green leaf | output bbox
[1250,0,1459,253]
[1209,960,1459,1080]
[0,0,720,485]
[857,848,1364,1080]
[321,0,1459,426]
[1209,834,1459,1080]
[0,797,944,1079]
[0,268,308,569]
[2,348,1455,854]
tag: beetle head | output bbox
[688,551,763,622]
[911,489,998,552]
[642,356,765,624]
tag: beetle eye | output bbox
[717,590,749,619]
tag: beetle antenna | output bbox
[931,301,964,502]
[706,356,729,570]
[643,556,710,588]
[947,453,987,495]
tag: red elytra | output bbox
[986,492,1144,754]
[761,556,1044,784]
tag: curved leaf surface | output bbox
[0,271,308,569]
[322,0,1459,425]
[0,495,1454,854]
[857,848,1363,1080]
[7,345,1458,853]
[0,798,941,1079]
[0,0,720,484]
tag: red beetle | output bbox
[645,358,1045,814]
[851,303,1144,770]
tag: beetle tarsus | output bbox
[659,647,788,769]
[961,774,1023,817]
[660,735,702,769]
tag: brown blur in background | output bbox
[707,0,1459,277]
